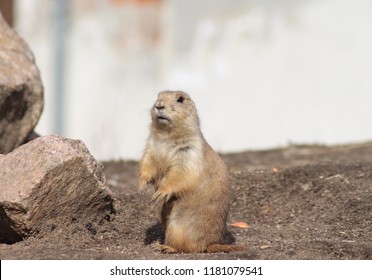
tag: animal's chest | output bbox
[150,137,201,180]
[150,141,177,173]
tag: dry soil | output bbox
[1,142,371,259]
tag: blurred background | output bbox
[1,0,372,160]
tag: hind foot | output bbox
[152,242,178,254]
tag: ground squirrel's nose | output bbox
[155,101,164,110]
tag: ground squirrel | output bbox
[139,90,241,253]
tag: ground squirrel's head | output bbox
[151,91,200,133]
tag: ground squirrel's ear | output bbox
[177,96,184,103]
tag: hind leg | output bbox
[152,242,178,254]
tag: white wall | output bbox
[15,0,372,160]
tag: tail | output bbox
[206,244,245,253]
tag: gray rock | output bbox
[0,135,114,244]
[0,11,44,154]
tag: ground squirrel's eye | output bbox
[177,96,184,103]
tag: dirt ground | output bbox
[1,142,371,260]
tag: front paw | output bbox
[138,177,154,193]
[150,189,172,206]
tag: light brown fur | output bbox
[139,90,241,253]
